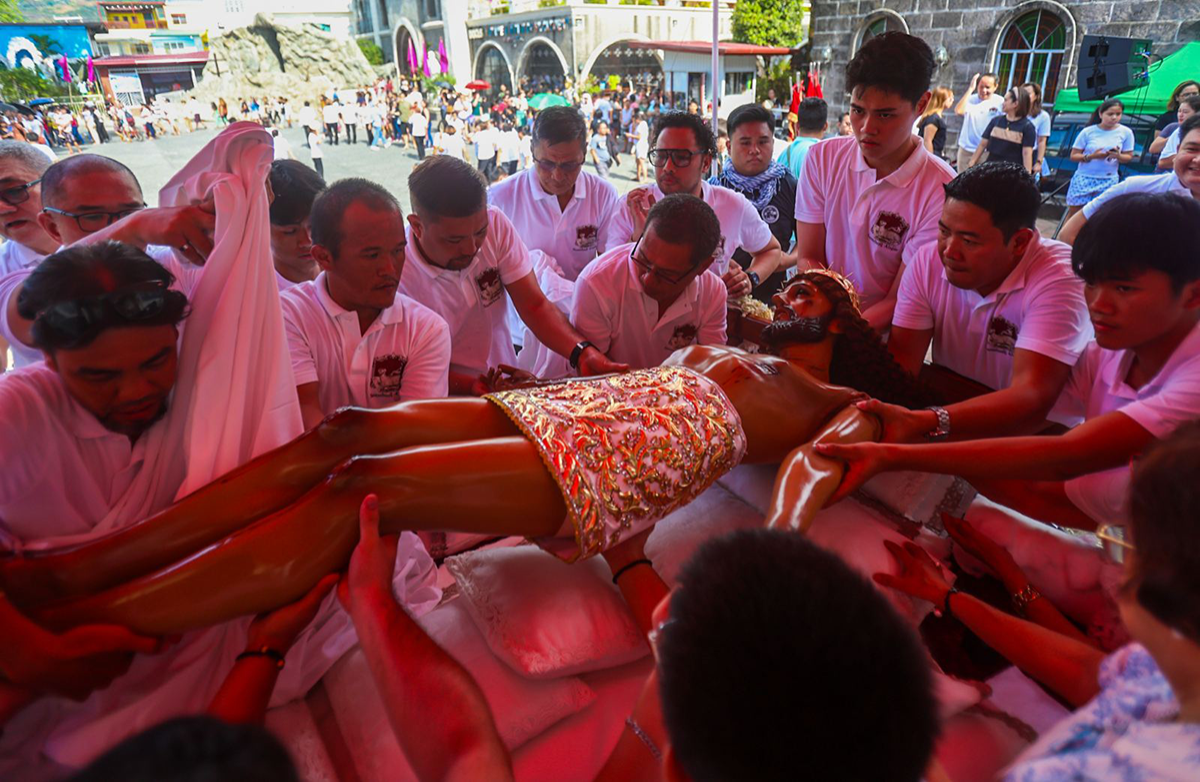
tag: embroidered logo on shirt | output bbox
[370,354,407,397]
[986,315,1019,356]
[761,205,780,224]
[869,211,909,251]
[476,267,503,307]
[574,224,599,250]
[666,323,699,350]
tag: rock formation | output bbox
[182,14,380,106]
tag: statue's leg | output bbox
[765,406,881,534]
[30,436,567,636]
[1,399,519,604]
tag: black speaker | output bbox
[1076,35,1153,100]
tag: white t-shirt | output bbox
[398,207,533,377]
[498,129,521,164]
[795,135,955,311]
[1059,319,1200,524]
[1031,110,1052,176]
[605,180,772,276]
[410,111,429,139]
[322,104,341,124]
[571,244,727,370]
[439,131,466,160]
[475,127,500,162]
[488,167,620,282]
[0,239,43,276]
[959,94,1005,152]
[1160,127,1182,158]
[894,236,1092,424]
[272,135,292,160]
[1072,124,1136,177]
[339,103,357,125]
[518,135,532,168]
[308,132,323,158]
[1082,171,1193,219]
[281,274,450,413]
[298,106,318,127]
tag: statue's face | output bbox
[762,277,838,347]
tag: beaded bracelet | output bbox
[235,646,286,670]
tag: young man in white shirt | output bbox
[298,101,318,146]
[473,118,500,183]
[794,32,956,331]
[1059,113,1200,245]
[400,155,626,395]
[268,159,326,291]
[436,123,466,160]
[572,193,726,369]
[881,162,1091,442]
[340,101,358,144]
[953,72,1004,172]
[0,140,56,274]
[409,105,429,160]
[322,100,341,145]
[282,179,451,429]
[606,111,781,299]
[821,192,1200,530]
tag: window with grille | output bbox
[994,10,1067,107]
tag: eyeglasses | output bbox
[629,235,691,286]
[42,204,146,232]
[647,617,676,663]
[36,282,173,340]
[532,156,584,174]
[648,148,702,167]
[1096,524,1134,565]
[0,177,42,206]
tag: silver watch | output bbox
[925,406,951,441]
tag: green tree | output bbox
[0,67,68,101]
[0,0,23,24]
[731,0,808,48]
[357,39,384,66]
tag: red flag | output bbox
[804,68,823,98]
[789,82,801,116]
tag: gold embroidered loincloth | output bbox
[485,366,747,562]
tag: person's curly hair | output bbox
[804,273,936,409]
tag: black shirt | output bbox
[918,113,947,157]
[981,115,1036,166]
[721,169,797,303]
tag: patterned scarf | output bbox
[714,160,788,213]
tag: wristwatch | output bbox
[745,270,761,289]
[925,406,951,441]
[569,340,595,370]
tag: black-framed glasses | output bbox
[0,177,41,206]
[1096,524,1134,565]
[42,204,146,232]
[648,148,702,168]
[532,156,585,174]
[629,235,691,286]
[36,282,173,339]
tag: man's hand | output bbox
[484,364,539,392]
[625,188,656,243]
[0,620,165,701]
[120,199,216,265]
[874,540,952,607]
[338,494,401,619]
[813,440,898,504]
[577,347,629,377]
[721,265,752,298]
[245,573,338,654]
[854,398,937,444]
[942,513,1020,582]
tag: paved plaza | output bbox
[71,124,649,214]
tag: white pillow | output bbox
[321,600,596,781]
[645,481,764,585]
[447,546,649,679]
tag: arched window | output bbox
[852,11,908,58]
[994,9,1067,106]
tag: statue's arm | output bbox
[764,406,881,534]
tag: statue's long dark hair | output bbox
[807,273,937,410]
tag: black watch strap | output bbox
[746,270,761,289]
[569,340,594,370]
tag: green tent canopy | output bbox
[1052,41,1200,115]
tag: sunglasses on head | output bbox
[36,282,173,340]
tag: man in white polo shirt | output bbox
[0,140,56,275]
[795,32,956,331]
[281,179,451,430]
[1059,113,1200,245]
[821,192,1200,531]
[572,194,726,370]
[605,111,780,298]
[400,155,626,395]
[953,72,1003,172]
[881,163,1091,443]
[473,118,501,184]
[268,159,325,291]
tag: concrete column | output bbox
[440,0,473,83]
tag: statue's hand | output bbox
[813,440,896,505]
[855,398,938,444]
[873,540,952,607]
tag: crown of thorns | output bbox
[795,268,862,314]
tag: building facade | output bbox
[92,1,207,105]
[810,1,1197,129]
